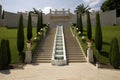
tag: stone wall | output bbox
[81,10,116,27]
[2,9,118,28]
[116,17,120,25]
[0,19,5,26]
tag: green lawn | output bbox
[92,26,120,59]
[0,27,37,64]
[72,26,120,63]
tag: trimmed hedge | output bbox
[109,38,120,69]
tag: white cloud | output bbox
[83,0,101,7]
[43,6,53,14]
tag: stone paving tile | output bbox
[0,63,120,80]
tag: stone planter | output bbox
[87,41,92,48]
[25,50,32,63]
[26,42,31,50]
[96,62,100,68]
[87,41,94,63]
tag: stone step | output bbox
[64,27,86,63]
[32,28,55,63]
[33,60,51,62]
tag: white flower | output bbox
[82,36,85,39]
[38,32,40,35]
[34,37,37,40]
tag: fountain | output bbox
[52,26,67,66]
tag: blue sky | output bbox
[0,0,105,14]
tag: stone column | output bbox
[25,42,32,63]
[87,41,94,63]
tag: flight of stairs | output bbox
[64,27,86,63]
[32,28,56,63]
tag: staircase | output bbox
[64,27,86,63]
[32,28,56,63]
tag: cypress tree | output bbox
[109,38,120,69]
[79,14,83,34]
[40,12,43,29]
[95,12,102,52]
[87,12,92,40]
[0,41,2,69]
[2,10,4,19]
[76,13,80,30]
[37,13,40,34]
[27,12,32,41]
[17,14,24,63]
[6,40,11,64]
[0,39,8,68]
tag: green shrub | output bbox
[87,12,92,40]
[79,14,83,34]
[109,38,120,69]
[27,12,32,41]
[95,12,103,52]
[17,14,25,63]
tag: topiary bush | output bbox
[95,12,103,52]
[109,37,120,69]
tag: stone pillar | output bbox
[25,50,32,63]
[87,42,94,63]
[55,9,57,14]
[50,9,51,14]
[25,43,32,63]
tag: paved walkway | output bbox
[0,63,120,80]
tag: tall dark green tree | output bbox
[2,10,4,19]
[27,12,32,41]
[6,40,11,64]
[17,14,24,62]
[109,38,120,69]
[40,12,43,29]
[0,39,8,68]
[95,12,103,52]
[76,13,80,30]
[79,14,83,34]
[87,12,92,40]
[37,13,40,34]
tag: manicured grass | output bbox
[71,26,120,64]
[0,27,37,64]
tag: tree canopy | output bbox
[74,3,91,14]
[101,0,120,17]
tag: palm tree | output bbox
[30,8,42,14]
[74,3,91,15]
